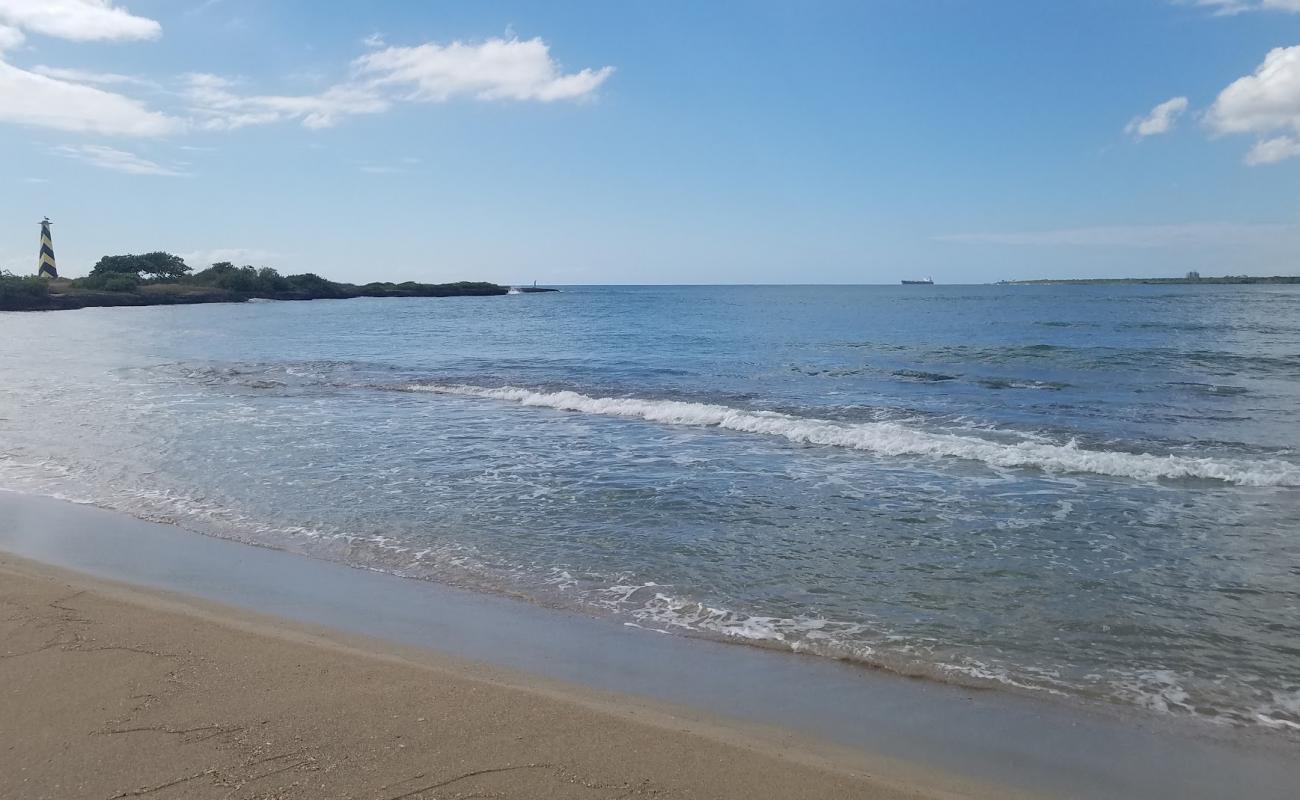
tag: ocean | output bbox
[2,284,1298,734]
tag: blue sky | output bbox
[1,0,1298,284]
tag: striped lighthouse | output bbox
[37,217,58,279]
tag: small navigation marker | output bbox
[37,217,58,279]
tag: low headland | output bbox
[1000,274,1299,285]
[0,251,546,312]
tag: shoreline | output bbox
[3,492,1300,798]
[1,553,963,800]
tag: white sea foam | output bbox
[591,582,879,650]
[1253,690,1300,731]
[402,384,1300,487]
[587,581,1075,696]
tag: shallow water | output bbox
[2,284,1298,732]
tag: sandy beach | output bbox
[0,552,1000,800]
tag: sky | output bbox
[1,0,1299,285]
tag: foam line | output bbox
[402,384,1300,487]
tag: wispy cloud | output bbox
[0,61,182,135]
[186,0,224,16]
[53,144,188,176]
[1186,0,1300,15]
[184,72,391,130]
[30,64,157,88]
[179,247,280,266]
[937,222,1296,248]
[358,156,422,174]
[1125,96,1188,138]
[354,37,614,103]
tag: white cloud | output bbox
[0,0,160,42]
[1245,135,1300,164]
[1189,0,1300,14]
[184,37,614,131]
[1126,96,1189,137]
[0,2,176,136]
[1206,46,1300,135]
[2,24,612,137]
[355,36,614,103]
[0,61,180,134]
[1205,45,1300,163]
[53,143,187,175]
[0,23,23,52]
[1138,45,1300,164]
[937,222,1295,247]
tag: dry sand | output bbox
[0,553,1017,800]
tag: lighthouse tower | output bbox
[37,217,58,279]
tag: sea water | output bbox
[1,284,1297,733]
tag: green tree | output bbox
[89,255,144,276]
[257,267,290,292]
[136,252,191,281]
[90,252,191,282]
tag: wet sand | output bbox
[0,553,994,800]
[4,493,1300,799]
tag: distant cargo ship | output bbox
[901,277,934,285]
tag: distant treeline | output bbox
[1,252,507,311]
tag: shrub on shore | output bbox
[0,271,51,310]
[73,272,141,292]
[188,263,355,298]
[355,280,507,297]
[190,262,292,294]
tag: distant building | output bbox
[1185,270,1200,281]
[37,217,58,279]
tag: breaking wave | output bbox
[400,383,1300,487]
